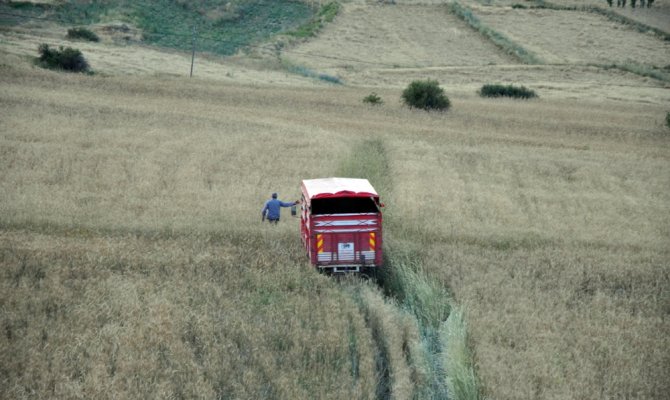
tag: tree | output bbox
[402,80,450,111]
[37,44,90,72]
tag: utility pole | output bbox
[190,25,196,78]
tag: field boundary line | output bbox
[590,62,670,83]
[448,1,543,65]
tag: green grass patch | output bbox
[363,92,383,105]
[379,248,451,334]
[7,1,50,10]
[479,83,537,99]
[3,1,315,56]
[0,1,51,25]
[449,1,543,64]
[66,27,100,42]
[336,138,390,194]
[284,63,342,84]
[286,1,341,38]
[442,307,482,400]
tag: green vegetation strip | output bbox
[596,62,670,83]
[443,308,482,400]
[449,1,542,65]
[285,1,341,38]
[282,61,343,84]
[338,139,482,400]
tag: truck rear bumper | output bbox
[317,264,380,273]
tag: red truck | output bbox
[300,178,383,273]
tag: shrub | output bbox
[666,112,670,129]
[37,44,90,73]
[402,80,450,111]
[512,4,528,8]
[479,84,537,99]
[363,92,383,105]
[66,27,100,42]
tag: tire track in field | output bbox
[336,138,453,400]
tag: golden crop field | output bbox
[1,1,669,399]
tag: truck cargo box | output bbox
[300,178,383,273]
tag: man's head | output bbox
[272,192,277,199]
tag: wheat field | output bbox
[2,56,669,398]
[2,0,670,399]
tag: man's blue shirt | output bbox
[262,199,294,220]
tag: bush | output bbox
[363,92,383,105]
[666,112,670,129]
[66,27,100,42]
[402,80,450,111]
[37,44,90,73]
[512,4,528,8]
[479,84,537,99]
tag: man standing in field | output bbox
[261,193,298,224]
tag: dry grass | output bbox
[387,98,670,399]
[533,0,670,33]
[278,2,669,104]
[1,229,379,399]
[1,2,670,398]
[287,2,516,70]
[471,6,670,65]
[2,58,669,398]
[0,29,318,85]
[0,61,382,399]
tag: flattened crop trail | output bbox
[335,138,470,400]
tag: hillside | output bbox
[1,1,669,399]
[0,0,314,55]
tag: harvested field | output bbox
[535,0,670,33]
[474,6,670,65]
[286,3,517,71]
[465,0,670,33]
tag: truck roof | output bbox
[301,177,379,199]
